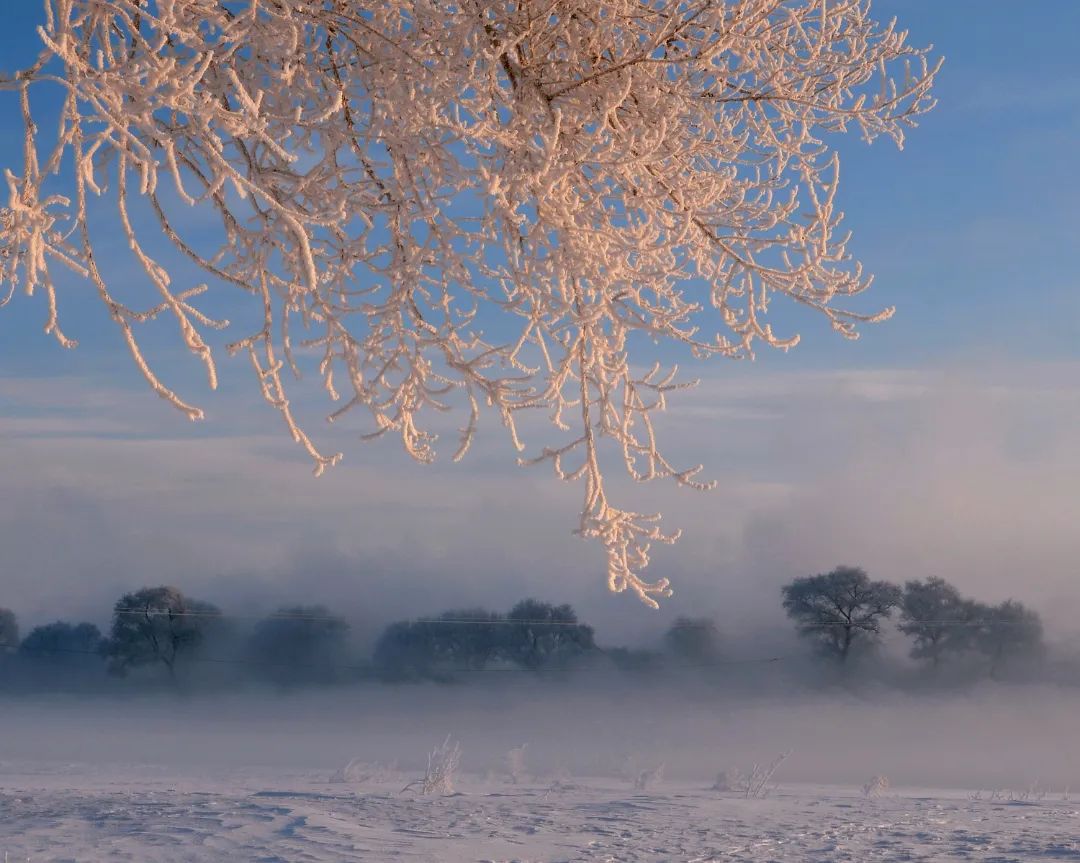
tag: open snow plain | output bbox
[3,765,1080,862]
[2,682,1079,861]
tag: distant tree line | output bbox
[781,566,1044,676]
[374,599,596,681]
[0,588,598,689]
[0,567,1052,692]
[0,587,354,689]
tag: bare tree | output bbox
[504,599,595,670]
[426,608,506,672]
[971,600,1044,678]
[0,2,939,604]
[664,616,722,666]
[781,566,901,663]
[19,620,102,659]
[372,607,504,681]
[102,586,220,678]
[18,620,104,685]
[898,577,976,668]
[247,605,351,686]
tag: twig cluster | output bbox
[1,1,938,603]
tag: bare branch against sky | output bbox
[0,1,939,604]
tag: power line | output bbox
[100,608,1037,629]
[3,643,789,672]
[105,609,594,627]
[5,643,378,673]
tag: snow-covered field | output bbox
[3,684,1079,861]
[3,763,1079,862]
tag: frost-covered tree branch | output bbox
[0,0,939,606]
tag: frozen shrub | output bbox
[978,783,1053,803]
[713,753,789,798]
[744,753,789,798]
[541,766,575,796]
[329,758,396,785]
[862,776,890,797]
[1017,781,1048,802]
[633,763,665,792]
[402,736,461,795]
[329,757,365,784]
[711,767,745,793]
[505,745,528,785]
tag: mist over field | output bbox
[3,674,1079,793]
[9,362,1080,651]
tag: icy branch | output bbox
[0,0,939,604]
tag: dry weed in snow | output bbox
[633,762,665,792]
[862,775,890,797]
[504,745,528,785]
[402,735,461,795]
[713,752,790,798]
[329,759,397,785]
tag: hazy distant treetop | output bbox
[247,604,350,684]
[430,608,505,670]
[505,599,595,669]
[0,606,18,649]
[898,577,975,667]
[781,566,901,662]
[373,607,506,679]
[19,620,102,659]
[971,599,1044,677]
[251,604,350,637]
[0,2,939,605]
[664,616,722,665]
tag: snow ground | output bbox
[3,684,1080,861]
[2,762,1079,862]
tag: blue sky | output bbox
[2,3,1080,644]
[3,2,1080,375]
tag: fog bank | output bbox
[3,681,1077,793]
